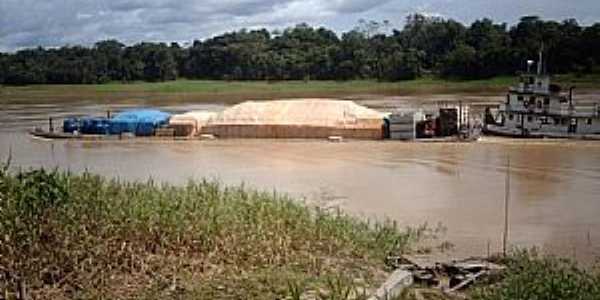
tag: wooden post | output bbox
[587,229,592,246]
[18,279,27,300]
[503,156,511,257]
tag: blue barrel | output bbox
[80,117,110,135]
[135,122,156,136]
[63,118,80,133]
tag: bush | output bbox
[473,249,600,300]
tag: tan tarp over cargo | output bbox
[201,99,385,139]
[169,111,217,136]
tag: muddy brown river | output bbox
[2,97,600,264]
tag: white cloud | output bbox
[0,0,599,51]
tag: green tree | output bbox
[0,15,598,84]
[582,23,600,72]
[441,44,479,78]
[94,40,125,82]
[466,19,513,78]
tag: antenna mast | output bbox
[537,42,544,75]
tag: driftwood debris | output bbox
[447,270,487,292]
[386,254,505,294]
[368,269,414,300]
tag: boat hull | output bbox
[29,130,113,140]
[483,125,600,140]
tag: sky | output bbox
[1,0,599,52]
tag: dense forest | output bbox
[1,15,600,84]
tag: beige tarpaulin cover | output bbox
[202,99,385,139]
[169,111,217,136]
[210,99,384,127]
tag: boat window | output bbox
[508,114,514,121]
[506,94,510,104]
[561,118,568,125]
[587,118,593,125]
[527,116,533,122]
[554,117,561,125]
[517,96,524,101]
[529,77,535,84]
[536,101,542,109]
[544,97,550,105]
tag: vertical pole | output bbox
[537,43,544,75]
[48,117,54,132]
[459,101,463,134]
[520,113,525,136]
[587,229,592,247]
[503,156,511,257]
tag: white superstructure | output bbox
[485,54,600,138]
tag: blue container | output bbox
[63,118,80,133]
[108,109,171,136]
[80,117,110,135]
[135,122,157,136]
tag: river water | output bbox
[2,97,600,264]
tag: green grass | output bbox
[89,77,515,94]
[0,165,430,299]
[472,249,600,300]
[2,165,600,299]
[3,74,599,104]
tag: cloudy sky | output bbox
[1,0,599,51]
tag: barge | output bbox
[30,100,478,142]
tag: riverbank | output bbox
[2,166,600,299]
[0,166,428,299]
[2,74,600,104]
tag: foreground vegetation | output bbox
[0,165,428,299]
[1,15,600,85]
[472,250,600,300]
[1,165,599,299]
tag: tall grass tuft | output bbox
[0,165,421,299]
[472,249,600,300]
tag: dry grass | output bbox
[0,165,431,299]
[3,75,599,105]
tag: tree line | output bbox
[1,15,600,85]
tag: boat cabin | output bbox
[489,63,600,137]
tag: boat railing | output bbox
[509,86,550,95]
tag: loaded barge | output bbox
[30,99,478,142]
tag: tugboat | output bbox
[484,51,600,139]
